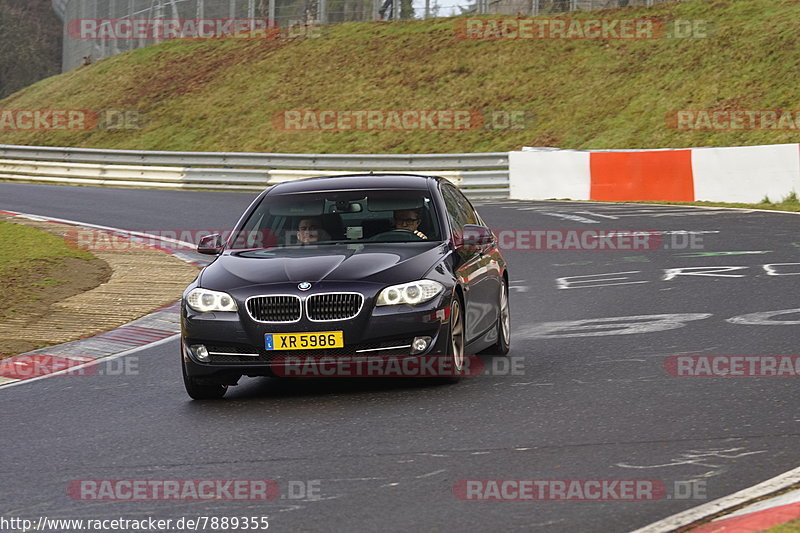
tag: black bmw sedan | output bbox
[181,174,510,399]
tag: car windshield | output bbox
[229,189,442,249]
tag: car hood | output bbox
[199,242,448,290]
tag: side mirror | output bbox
[197,233,224,255]
[457,225,494,251]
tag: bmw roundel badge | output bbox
[298,282,312,291]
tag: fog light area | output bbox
[190,344,210,362]
[411,337,431,355]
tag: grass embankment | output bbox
[1,0,800,153]
[630,192,800,212]
[767,518,800,532]
[0,219,92,280]
[0,220,109,355]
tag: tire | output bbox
[182,362,228,400]
[486,279,510,355]
[442,295,466,383]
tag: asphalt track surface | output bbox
[1,182,799,532]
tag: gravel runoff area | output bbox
[0,213,198,356]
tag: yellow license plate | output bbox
[265,331,344,350]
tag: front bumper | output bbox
[181,292,453,381]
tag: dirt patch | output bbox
[0,257,112,356]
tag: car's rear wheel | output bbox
[182,363,228,400]
[486,279,510,355]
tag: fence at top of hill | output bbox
[52,0,679,72]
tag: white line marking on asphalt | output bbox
[617,448,767,470]
[541,212,600,224]
[727,308,800,326]
[509,282,530,293]
[416,469,447,478]
[521,313,712,339]
[276,505,305,513]
[573,210,620,219]
[556,271,647,290]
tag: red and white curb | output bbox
[0,211,208,390]
[689,489,800,532]
[632,467,800,533]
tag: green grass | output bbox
[766,518,800,532]
[1,0,800,153]
[0,220,92,276]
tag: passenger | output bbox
[393,209,427,240]
[296,217,330,243]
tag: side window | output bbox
[456,188,479,226]
[441,183,475,231]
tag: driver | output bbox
[296,217,331,243]
[393,209,427,240]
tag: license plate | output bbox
[265,331,344,350]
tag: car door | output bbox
[440,183,499,340]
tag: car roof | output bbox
[267,174,440,195]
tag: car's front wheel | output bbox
[182,363,228,400]
[443,295,466,382]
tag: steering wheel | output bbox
[368,229,424,242]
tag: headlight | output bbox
[186,288,238,313]
[376,280,444,306]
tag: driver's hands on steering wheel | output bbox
[369,229,425,241]
[395,228,427,240]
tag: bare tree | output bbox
[0,0,62,99]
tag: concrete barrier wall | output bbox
[691,144,800,203]
[510,144,800,203]
[509,149,590,200]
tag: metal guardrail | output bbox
[0,145,510,198]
